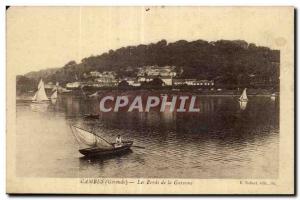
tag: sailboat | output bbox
[50,89,58,104]
[51,82,59,92]
[270,93,276,100]
[32,79,49,103]
[70,125,133,157]
[238,88,248,110]
[239,88,248,102]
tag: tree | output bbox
[16,75,37,94]
[64,60,77,67]
[23,39,280,89]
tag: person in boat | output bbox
[115,135,123,148]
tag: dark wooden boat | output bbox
[79,141,133,157]
[70,125,134,158]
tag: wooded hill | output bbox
[18,39,280,90]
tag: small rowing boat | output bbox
[70,125,133,158]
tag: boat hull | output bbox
[79,141,133,158]
[239,99,248,102]
[83,114,100,119]
[31,100,50,103]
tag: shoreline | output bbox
[16,89,279,101]
[82,88,279,96]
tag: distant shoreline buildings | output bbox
[63,65,215,89]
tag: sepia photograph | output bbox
[6,6,294,194]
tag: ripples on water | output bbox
[16,95,279,178]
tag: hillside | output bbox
[21,39,280,89]
[25,67,60,80]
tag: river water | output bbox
[16,94,279,178]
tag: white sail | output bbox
[270,93,276,100]
[51,98,57,104]
[32,79,49,102]
[52,82,59,92]
[31,92,37,101]
[239,88,248,102]
[51,90,57,99]
[50,88,58,104]
[71,126,113,149]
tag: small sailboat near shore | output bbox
[70,125,133,158]
[239,88,248,110]
[32,79,49,103]
[239,88,248,102]
[31,79,49,111]
[270,93,276,100]
[50,90,58,104]
[50,83,59,104]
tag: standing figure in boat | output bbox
[115,135,123,148]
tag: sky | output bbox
[6,6,293,75]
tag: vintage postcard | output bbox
[6,6,294,194]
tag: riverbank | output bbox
[17,88,279,100]
[82,88,278,96]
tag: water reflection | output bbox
[51,98,57,104]
[79,149,133,167]
[16,94,279,178]
[30,103,49,112]
[239,101,247,110]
